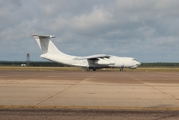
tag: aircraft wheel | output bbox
[86,68,90,71]
[120,68,123,72]
[93,68,96,71]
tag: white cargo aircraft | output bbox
[32,35,141,71]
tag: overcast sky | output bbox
[0,0,179,62]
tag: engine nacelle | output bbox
[95,59,115,65]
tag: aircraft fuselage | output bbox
[32,35,141,71]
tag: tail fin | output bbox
[31,35,60,54]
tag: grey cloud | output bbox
[0,0,179,62]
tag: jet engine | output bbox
[95,58,115,65]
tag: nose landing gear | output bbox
[120,67,124,72]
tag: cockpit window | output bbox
[132,59,139,62]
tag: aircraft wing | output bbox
[74,54,111,60]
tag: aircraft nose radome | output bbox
[137,62,141,66]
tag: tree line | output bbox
[0,61,64,67]
[0,61,179,67]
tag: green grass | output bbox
[103,67,179,72]
[136,67,179,72]
[0,66,179,72]
[0,66,83,71]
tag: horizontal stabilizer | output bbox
[32,35,56,39]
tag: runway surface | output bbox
[0,70,179,119]
[1,70,179,109]
[0,108,179,120]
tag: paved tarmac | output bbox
[0,70,179,109]
[0,108,179,120]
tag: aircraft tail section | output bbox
[32,35,60,54]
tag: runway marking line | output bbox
[126,73,179,101]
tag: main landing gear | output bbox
[86,67,96,71]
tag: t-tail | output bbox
[31,35,69,61]
[31,35,60,54]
